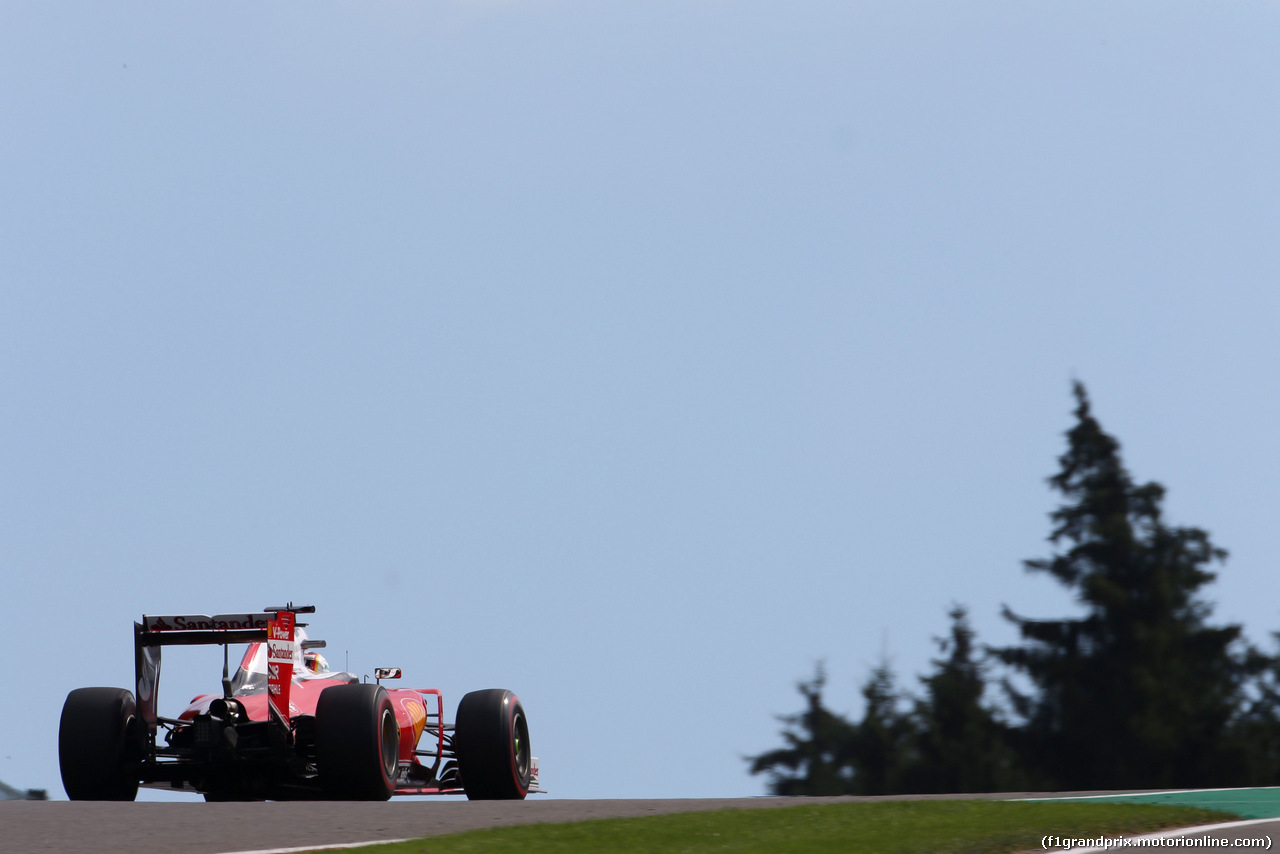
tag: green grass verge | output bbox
[302,800,1237,853]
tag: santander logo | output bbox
[144,614,270,632]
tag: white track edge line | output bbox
[1058,817,1278,854]
[1018,786,1280,801]
[213,839,410,854]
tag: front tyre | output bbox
[59,687,141,801]
[454,689,531,800]
[316,684,399,800]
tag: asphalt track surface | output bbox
[4,792,1280,854]
[4,797,835,854]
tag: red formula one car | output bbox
[58,605,541,801]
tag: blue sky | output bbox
[3,2,1279,800]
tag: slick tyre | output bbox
[454,689,531,800]
[59,687,141,801]
[316,684,399,800]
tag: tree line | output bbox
[749,383,1280,794]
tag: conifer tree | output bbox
[902,607,1022,793]
[844,661,912,795]
[746,664,857,795]
[993,382,1245,789]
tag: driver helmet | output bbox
[303,651,329,675]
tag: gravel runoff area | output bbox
[0,791,1190,854]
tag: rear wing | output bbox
[134,605,315,729]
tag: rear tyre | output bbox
[59,687,141,801]
[454,689,531,800]
[316,684,399,800]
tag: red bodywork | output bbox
[60,606,538,802]
[175,641,457,795]
[172,647,448,793]
[131,608,475,797]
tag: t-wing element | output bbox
[264,603,316,615]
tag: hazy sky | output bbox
[4,2,1279,800]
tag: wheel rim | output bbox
[379,708,399,781]
[512,712,530,783]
